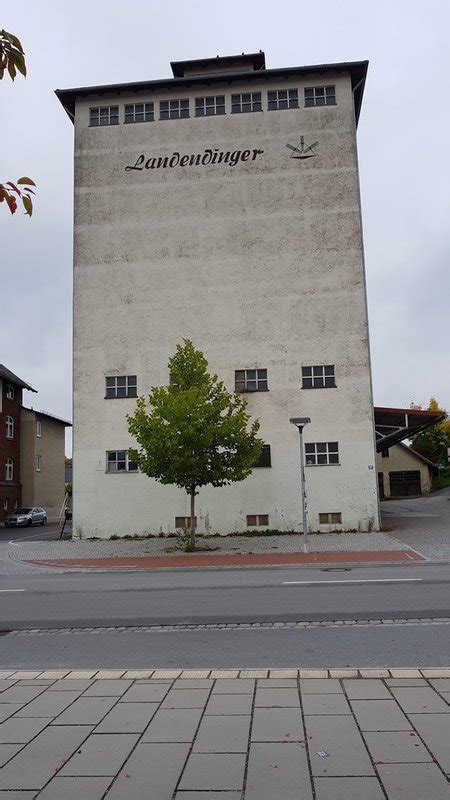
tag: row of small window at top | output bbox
[89,86,336,126]
[105,366,336,399]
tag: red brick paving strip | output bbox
[26,549,423,570]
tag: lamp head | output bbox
[290,417,311,430]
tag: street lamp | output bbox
[290,417,311,553]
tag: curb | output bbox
[1,667,449,680]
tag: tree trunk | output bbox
[189,487,196,550]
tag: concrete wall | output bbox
[72,66,380,537]
[20,409,66,521]
[377,445,432,498]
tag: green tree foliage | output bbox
[127,340,263,549]
[0,29,36,216]
[410,397,450,464]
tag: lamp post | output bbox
[290,417,311,553]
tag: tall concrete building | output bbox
[57,51,380,537]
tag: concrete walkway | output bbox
[0,669,449,798]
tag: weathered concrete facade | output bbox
[20,409,70,521]
[59,53,380,536]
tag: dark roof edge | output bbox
[0,364,37,393]
[55,59,368,125]
[21,406,72,426]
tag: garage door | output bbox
[389,470,421,497]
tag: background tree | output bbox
[127,340,263,549]
[410,397,450,464]
[0,28,36,216]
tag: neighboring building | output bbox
[20,408,71,522]
[0,365,36,520]
[376,442,434,499]
[57,51,383,537]
[65,457,73,484]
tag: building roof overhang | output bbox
[374,407,446,453]
[0,364,37,393]
[21,406,72,427]
[55,59,368,125]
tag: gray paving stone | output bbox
[386,678,428,687]
[350,700,411,731]
[15,691,81,718]
[142,708,203,742]
[83,679,132,697]
[303,694,351,715]
[0,686,46,705]
[306,716,374,776]
[178,753,246,791]
[38,776,112,800]
[377,763,450,800]
[119,683,169,703]
[245,742,312,800]
[0,717,50,744]
[193,715,250,753]
[257,679,298,688]
[52,696,118,725]
[0,682,20,693]
[50,679,94,691]
[0,793,35,799]
[314,777,385,799]
[0,705,24,723]
[363,730,431,762]
[343,679,391,699]
[251,708,304,742]
[172,679,213,690]
[0,745,22,767]
[255,688,299,707]
[212,679,254,694]
[390,686,450,713]
[95,701,159,733]
[161,689,210,709]
[205,694,253,715]
[409,713,450,771]
[300,679,343,694]
[59,733,138,776]
[0,725,91,790]
[175,794,240,799]
[105,743,189,799]
[428,678,450,692]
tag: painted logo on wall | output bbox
[125,147,265,172]
[286,136,318,160]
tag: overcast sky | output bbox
[1,0,449,454]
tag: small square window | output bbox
[235,369,268,393]
[304,86,336,108]
[302,365,335,389]
[253,444,271,468]
[231,92,262,114]
[246,514,269,527]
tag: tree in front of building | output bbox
[127,340,263,550]
[410,398,450,464]
[0,28,36,216]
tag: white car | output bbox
[4,507,47,527]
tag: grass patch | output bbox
[430,467,450,492]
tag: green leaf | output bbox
[22,194,32,216]
[7,58,16,80]
[11,48,26,76]
[17,177,35,186]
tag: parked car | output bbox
[4,507,47,527]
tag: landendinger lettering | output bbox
[125,147,264,172]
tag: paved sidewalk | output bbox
[0,669,449,799]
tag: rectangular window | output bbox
[160,98,189,120]
[89,106,119,126]
[36,420,42,437]
[6,384,15,400]
[305,442,339,466]
[195,95,226,117]
[5,416,14,439]
[231,92,262,114]
[175,516,197,529]
[246,514,269,527]
[267,89,298,110]
[105,375,137,399]
[5,458,13,481]
[302,365,335,389]
[124,102,154,123]
[319,512,342,524]
[35,455,42,472]
[253,444,271,468]
[106,451,138,472]
[235,369,268,392]
[304,86,336,107]
[3,499,7,511]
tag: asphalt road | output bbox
[0,523,62,543]
[0,561,449,668]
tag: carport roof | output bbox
[374,406,446,453]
